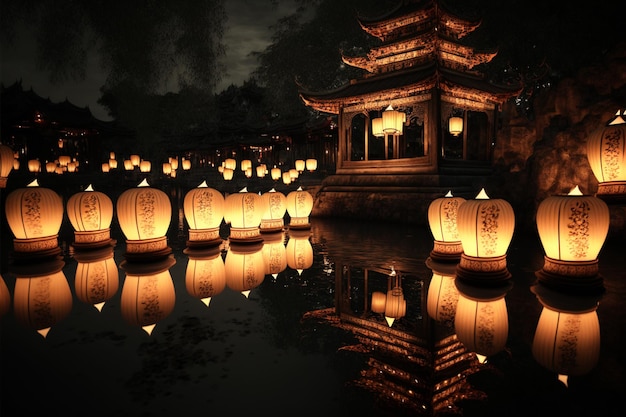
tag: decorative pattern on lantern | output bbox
[225,242,266,298]
[456,188,515,285]
[286,229,313,275]
[67,184,114,250]
[0,143,14,188]
[120,257,176,335]
[454,279,511,363]
[185,246,226,307]
[427,190,466,262]
[12,259,72,338]
[183,180,225,247]
[5,179,64,259]
[586,110,626,202]
[116,179,172,260]
[262,231,287,279]
[535,186,609,294]
[224,187,263,242]
[286,187,313,230]
[259,188,287,233]
[73,247,119,312]
[531,283,601,387]
[426,258,459,327]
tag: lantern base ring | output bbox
[229,227,263,243]
[430,240,463,263]
[456,254,511,286]
[124,237,172,262]
[187,228,222,247]
[288,216,311,230]
[260,218,285,233]
[535,257,604,295]
[12,236,62,261]
[72,229,113,249]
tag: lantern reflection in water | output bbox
[535,185,609,294]
[531,284,602,387]
[120,256,176,335]
[383,266,406,327]
[285,229,313,275]
[67,184,115,250]
[184,246,226,307]
[73,247,119,312]
[224,241,265,298]
[183,180,224,248]
[0,274,11,318]
[12,258,72,338]
[426,258,459,327]
[262,231,287,279]
[5,179,64,260]
[454,279,511,363]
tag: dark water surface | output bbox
[1,216,624,416]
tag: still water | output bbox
[1,216,624,417]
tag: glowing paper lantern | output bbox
[66,184,114,249]
[535,185,609,293]
[295,159,305,173]
[456,188,515,285]
[224,188,262,242]
[256,164,266,178]
[28,159,41,173]
[116,179,172,259]
[271,166,281,181]
[73,247,119,311]
[282,171,292,185]
[101,162,110,173]
[262,231,287,278]
[120,258,176,335]
[285,229,313,275]
[259,188,287,232]
[185,246,226,307]
[222,167,234,180]
[124,159,133,170]
[224,158,236,170]
[449,116,463,136]
[240,159,252,172]
[286,187,313,230]
[454,280,511,362]
[139,160,151,173]
[224,242,265,298]
[371,291,386,314]
[305,158,317,172]
[183,180,225,247]
[5,179,63,258]
[13,260,72,338]
[382,105,405,134]
[427,190,466,262]
[586,110,626,200]
[371,117,384,137]
[0,143,14,188]
[130,154,140,166]
[182,158,191,170]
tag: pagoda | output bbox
[299,0,521,223]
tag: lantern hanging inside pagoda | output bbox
[286,187,313,230]
[535,185,609,294]
[5,179,64,260]
[224,187,263,242]
[259,188,287,233]
[382,105,405,134]
[66,184,115,250]
[116,179,172,261]
[0,143,14,188]
[73,246,119,312]
[456,188,515,286]
[185,246,226,307]
[183,180,225,248]
[449,116,463,136]
[371,117,384,138]
[586,110,626,202]
[530,283,602,387]
[427,190,466,262]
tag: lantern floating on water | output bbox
[183,180,225,247]
[586,110,626,202]
[427,190,466,262]
[5,179,64,260]
[73,246,119,311]
[535,185,609,294]
[67,184,115,250]
[185,246,226,307]
[456,188,515,286]
[259,188,287,233]
[224,187,263,242]
[286,187,313,230]
[116,179,172,261]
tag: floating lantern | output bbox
[586,110,626,202]
[108,158,118,169]
[305,158,317,172]
[286,187,313,230]
[116,179,172,260]
[256,164,266,178]
[101,162,110,173]
[240,159,252,172]
[222,167,234,180]
[0,143,14,188]
[130,154,140,166]
[259,188,287,233]
[282,171,292,185]
[183,180,225,247]
[535,185,609,294]
[120,257,176,335]
[28,159,41,173]
[66,184,114,249]
[262,231,287,279]
[427,190,466,262]
[224,242,265,298]
[295,159,305,173]
[73,247,119,311]
[271,166,281,181]
[182,158,191,170]
[456,188,514,285]
[285,229,313,275]
[185,246,226,307]
[5,179,63,259]
[454,279,511,363]
[162,162,172,176]
[531,283,602,387]
[224,187,263,242]
[139,160,151,173]
[124,159,133,170]
[224,158,236,170]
